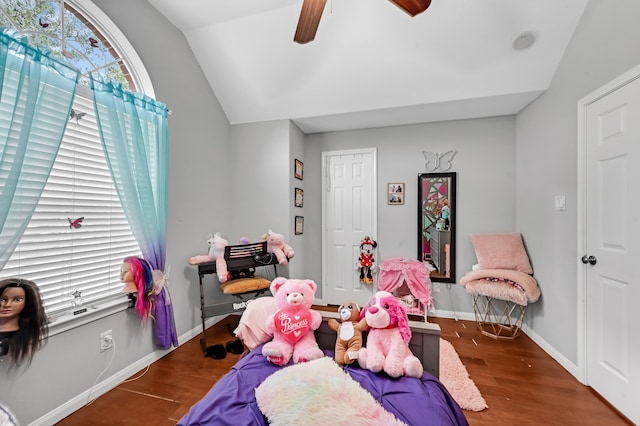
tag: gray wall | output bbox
[516,0,640,366]
[288,122,307,280]
[229,120,289,242]
[2,0,640,424]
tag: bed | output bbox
[177,307,468,426]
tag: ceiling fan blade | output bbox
[389,0,432,17]
[294,0,327,44]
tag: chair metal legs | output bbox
[472,293,526,339]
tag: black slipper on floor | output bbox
[225,339,245,355]
[205,344,226,359]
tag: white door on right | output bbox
[584,73,640,424]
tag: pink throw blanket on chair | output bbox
[460,268,540,304]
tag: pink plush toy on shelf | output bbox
[188,232,230,283]
[357,291,423,378]
[262,277,323,366]
[263,229,295,265]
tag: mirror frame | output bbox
[417,172,456,283]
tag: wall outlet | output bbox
[433,282,440,293]
[99,330,113,352]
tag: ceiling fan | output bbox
[294,0,432,44]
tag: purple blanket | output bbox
[178,345,468,426]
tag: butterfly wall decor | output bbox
[422,150,457,172]
[89,37,99,47]
[70,108,86,123]
[38,17,49,28]
[68,217,84,229]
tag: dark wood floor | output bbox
[57,314,632,426]
[428,317,632,426]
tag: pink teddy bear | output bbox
[264,229,295,265]
[357,291,423,378]
[188,232,230,283]
[262,277,324,365]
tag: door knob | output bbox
[581,255,597,265]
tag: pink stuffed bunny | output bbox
[357,291,423,378]
[264,229,295,265]
[262,277,323,365]
[188,232,230,283]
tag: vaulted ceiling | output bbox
[147,0,588,133]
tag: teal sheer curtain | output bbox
[90,76,168,271]
[0,29,79,269]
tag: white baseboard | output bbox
[430,308,476,322]
[30,316,223,426]
[520,322,581,383]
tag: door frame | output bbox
[576,64,640,385]
[321,148,378,305]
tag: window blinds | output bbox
[2,86,141,318]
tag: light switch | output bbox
[554,195,566,211]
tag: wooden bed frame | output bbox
[314,310,442,378]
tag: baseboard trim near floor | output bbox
[30,316,224,426]
[430,308,476,322]
[432,309,581,384]
[520,322,581,383]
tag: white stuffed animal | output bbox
[188,232,230,283]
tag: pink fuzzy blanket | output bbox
[255,357,407,425]
[460,268,540,305]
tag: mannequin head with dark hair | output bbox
[0,278,48,367]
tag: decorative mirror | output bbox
[418,172,456,283]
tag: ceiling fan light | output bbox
[389,0,432,17]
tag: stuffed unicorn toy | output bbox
[188,232,230,283]
[263,229,295,265]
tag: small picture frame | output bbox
[294,159,304,180]
[295,216,304,235]
[295,188,304,207]
[387,182,405,205]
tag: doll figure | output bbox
[0,278,48,367]
[121,257,155,320]
[440,200,450,230]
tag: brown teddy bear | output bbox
[327,302,368,365]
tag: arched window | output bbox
[0,0,155,325]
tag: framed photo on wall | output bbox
[294,159,304,180]
[295,188,304,207]
[295,216,304,235]
[387,182,405,205]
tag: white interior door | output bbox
[581,71,640,424]
[322,149,377,307]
